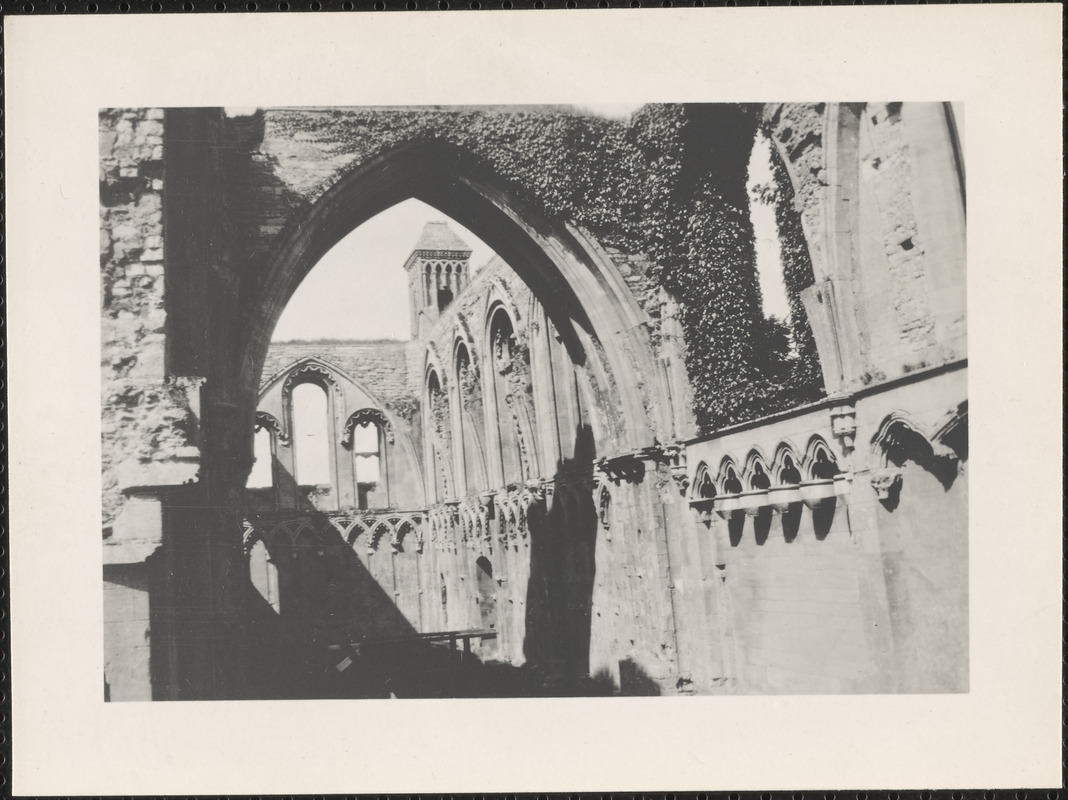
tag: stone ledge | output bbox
[103,537,162,566]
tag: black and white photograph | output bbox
[7,7,1062,795]
[100,102,969,701]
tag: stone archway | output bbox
[236,138,671,462]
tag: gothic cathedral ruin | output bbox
[100,104,968,700]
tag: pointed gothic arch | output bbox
[771,442,804,485]
[743,449,773,490]
[716,456,744,495]
[803,435,841,481]
[237,138,671,458]
[692,461,716,500]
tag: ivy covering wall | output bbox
[762,149,826,402]
[260,103,824,433]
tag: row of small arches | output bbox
[422,260,468,308]
[243,514,424,555]
[692,437,841,499]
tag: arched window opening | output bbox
[694,463,716,499]
[437,264,454,311]
[248,426,274,489]
[748,126,826,402]
[491,312,514,369]
[351,421,383,509]
[748,131,794,327]
[455,341,487,493]
[778,453,803,485]
[292,382,331,487]
[748,459,771,490]
[427,368,452,501]
[438,285,454,311]
[880,421,932,470]
[805,438,842,480]
[488,307,530,486]
[352,422,380,481]
[721,463,743,495]
[456,343,473,394]
[873,414,962,492]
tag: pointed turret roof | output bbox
[412,221,472,255]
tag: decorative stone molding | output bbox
[241,519,260,555]
[716,457,744,495]
[930,400,968,461]
[487,279,523,329]
[671,470,691,497]
[542,483,556,513]
[799,479,837,510]
[736,489,769,517]
[282,361,342,398]
[596,453,646,485]
[804,436,842,481]
[744,453,773,491]
[767,484,803,514]
[477,490,496,517]
[367,520,392,555]
[829,402,858,456]
[713,494,741,520]
[689,497,717,527]
[871,410,961,491]
[453,317,481,375]
[870,468,903,504]
[341,408,394,446]
[254,411,289,446]
[522,480,544,504]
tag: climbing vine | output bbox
[262,104,827,434]
[753,145,826,402]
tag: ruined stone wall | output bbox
[763,102,967,394]
[249,248,693,692]
[262,341,409,398]
[246,105,804,435]
[706,490,880,694]
[587,478,684,693]
[100,108,200,533]
[855,102,967,377]
[682,364,968,694]
[98,104,968,699]
[260,341,423,464]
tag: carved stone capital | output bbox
[596,454,646,486]
[670,468,691,497]
[870,468,903,505]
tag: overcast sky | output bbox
[271,127,789,343]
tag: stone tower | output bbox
[403,221,473,339]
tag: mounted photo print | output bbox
[6,7,1062,796]
[99,102,969,702]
